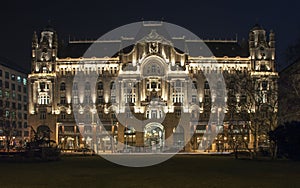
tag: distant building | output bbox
[0,57,29,149]
[28,23,278,153]
[278,60,300,124]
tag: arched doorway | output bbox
[144,123,164,152]
[173,125,184,149]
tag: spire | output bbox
[32,31,38,48]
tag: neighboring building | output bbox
[28,23,278,153]
[278,60,300,124]
[0,57,29,149]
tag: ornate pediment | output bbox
[137,30,173,46]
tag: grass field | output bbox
[0,154,299,188]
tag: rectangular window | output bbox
[18,103,21,110]
[12,92,16,99]
[61,112,66,120]
[23,87,27,93]
[5,72,9,79]
[18,122,22,129]
[192,95,197,103]
[24,113,27,120]
[24,131,29,137]
[5,110,9,118]
[40,111,46,119]
[23,78,27,86]
[5,81,9,89]
[73,96,78,104]
[12,102,16,109]
[18,85,21,92]
[12,83,15,90]
[5,101,10,108]
[111,96,116,103]
[262,81,268,90]
[60,96,66,104]
[0,70,2,77]
[23,96,27,103]
[5,91,9,98]
[11,74,15,81]
[98,95,103,104]
[0,80,2,88]
[175,109,181,117]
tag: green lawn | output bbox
[0,155,299,188]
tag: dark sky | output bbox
[1,0,300,73]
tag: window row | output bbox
[0,71,27,85]
[0,80,27,92]
[59,67,118,75]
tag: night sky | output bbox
[1,0,300,73]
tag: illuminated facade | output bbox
[28,23,278,153]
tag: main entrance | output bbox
[144,122,164,152]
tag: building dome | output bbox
[251,24,264,31]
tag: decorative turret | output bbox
[32,31,38,49]
[249,24,276,71]
[269,30,275,48]
[31,24,57,73]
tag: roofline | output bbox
[0,56,28,74]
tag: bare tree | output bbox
[224,70,278,159]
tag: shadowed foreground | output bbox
[0,155,299,188]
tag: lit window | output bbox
[5,110,9,118]
[17,76,21,83]
[23,78,27,86]
[73,96,79,104]
[38,93,50,105]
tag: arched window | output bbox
[110,81,115,90]
[85,82,90,90]
[38,94,50,105]
[98,81,103,90]
[60,82,66,91]
[72,82,78,90]
[192,81,197,89]
[204,81,209,89]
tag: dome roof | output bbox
[251,24,264,31]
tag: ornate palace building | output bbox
[28,22,278,153]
